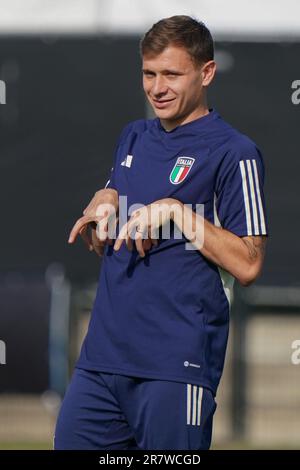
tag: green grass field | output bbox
[0,442,52,450]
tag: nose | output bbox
[152,75,168,97]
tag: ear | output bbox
[201,60,216,87]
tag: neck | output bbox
[160,104,210,132]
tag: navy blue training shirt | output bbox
[76,109,268,395]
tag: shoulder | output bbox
[214,127,266,189]
[117,118,153,144]
[214,125,264,172]
[205,112,264,166]
[228,132,261,160]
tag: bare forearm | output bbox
[173,202,266,286]
[198,219,261,285]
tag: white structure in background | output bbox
[0,340,6,365]
[0,0,299,40]
[0,79,6,104]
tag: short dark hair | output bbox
[140,15,214,67]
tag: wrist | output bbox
[170,200,184,223]
[96,188,118,206]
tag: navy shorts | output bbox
[54,368,217,450]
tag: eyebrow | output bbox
[142,69,184,75]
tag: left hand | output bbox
[113,198,181,257]
[68,189,118,252]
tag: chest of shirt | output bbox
[114,132,217,208]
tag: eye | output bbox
[143,71,155,78]
[166,72,179,78]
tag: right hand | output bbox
[68,188,118,256]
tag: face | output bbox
[142,45,215,130]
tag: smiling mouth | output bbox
[153,98,175,103]
[152,98,175,108]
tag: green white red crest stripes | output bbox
[169,157,195,184]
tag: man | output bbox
[54,15,268,450]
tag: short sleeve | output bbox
[104,122,134,191]
[214,142,268,237]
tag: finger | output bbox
[68,216,91,243]
[128,234,134,251]
[91,229,105,256]
[114,222,128,251]
[107,212,118,237]
[93,243,104,256]
[151,236,158,246]
[142,238,152,251]
[113,236,124,251]
[149,225,159,245]
[95,212,111,242]
[80,225,93,251]
[135,234,145,257]
[146,225,158,248]
[125,221,138,251]
[96,221,108,242]
[126,232,134,252]
[114,216,139,252]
